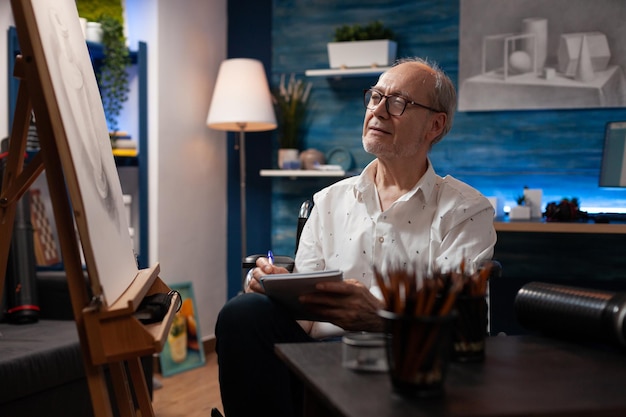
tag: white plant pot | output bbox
[327,40,397,69]
[85,21,103,43]
[523,188,543,218]
[509,205,531,220]
[278,148,300,169]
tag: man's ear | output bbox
[425,112,447,143]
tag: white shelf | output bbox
[260,169,345,177]
[305,67,391,78]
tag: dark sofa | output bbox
[0,270,153,417]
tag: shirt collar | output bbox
[355,158,438,203]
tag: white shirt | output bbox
[295,159,497,338]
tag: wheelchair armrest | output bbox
[242,254,295,272]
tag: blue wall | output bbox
[227,0,274,297]
[267,0,626,256]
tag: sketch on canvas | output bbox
[458,0,626,111]
[24,0,137,304]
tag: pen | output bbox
[267,250,274,265]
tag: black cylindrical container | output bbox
[1,138,39,324]
[514,281,626,347]
[5,193,40,323]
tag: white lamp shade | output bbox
[206,58,277,132]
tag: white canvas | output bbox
[23,0,138,305]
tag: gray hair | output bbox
[392,57,456,145]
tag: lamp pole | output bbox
[237,123,247,265]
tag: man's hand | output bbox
[245,256,290,293]
[298,279,385,332]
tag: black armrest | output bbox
[243,254,295,272]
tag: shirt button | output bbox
[378,237,384,243]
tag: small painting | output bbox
[159,282,206,377]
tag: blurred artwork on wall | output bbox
[458,0,626,111]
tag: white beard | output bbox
[363,134,424,159]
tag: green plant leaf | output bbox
[272,74,312,150]
[97,14,130,135]
[333,21,395,42]
[76,0,124,23]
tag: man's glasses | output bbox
[363,89,443,116]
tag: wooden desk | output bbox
[275,336,626,417]
[489,219,626,335]
[494,218,626,234]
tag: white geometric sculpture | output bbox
[575,35,595,82]
[557,32,611,77]
[482,32,537,80]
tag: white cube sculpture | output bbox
[557,32,611,77]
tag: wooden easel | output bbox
[0,1,177,416]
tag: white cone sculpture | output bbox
[575,35,595,82]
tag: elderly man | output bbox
[215,57,496,417]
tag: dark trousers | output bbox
[215,293,316,417]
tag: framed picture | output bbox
[458,0,626,111]
[159,282,206,377]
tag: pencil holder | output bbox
[452,294,488,362]
[379,309,456,398]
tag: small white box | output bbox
[523,189,543,218]
[543,67,556,79]
[509,205,531,220]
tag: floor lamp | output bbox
[206,58,276,287]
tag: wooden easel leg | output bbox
[107,358,154,417]
[84,362,117,417]
[10,55,156,417]
[127,357,155,417]
[110,362,137,417]
[1,54,117,417]
[0,61,45,204]
[30,83,115,417]
[0,72,39,299]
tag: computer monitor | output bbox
[599,121,626,188]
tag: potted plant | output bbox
[97,14,130,137]
[327,21,397,69]
[522,187,543,218]
[75,2,130,137]
[544,197,582,222]
[509,194,531,220]
[272,73,312,169]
